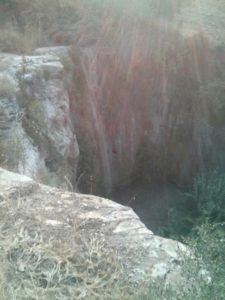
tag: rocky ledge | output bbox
[0,168,192,299]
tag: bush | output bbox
[160,169,225,238]
[153,169,225,299]
[185,170,225,223]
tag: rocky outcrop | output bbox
[0,51,79,188]
[0,168,193,299]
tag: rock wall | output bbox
[0,51,79,188]
[67,11,225,194]
[1,1,225,196]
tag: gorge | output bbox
[1,0,225,232]
[1,1,225,298]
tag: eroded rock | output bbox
[0,52,79,188]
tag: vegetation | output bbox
[160,170,225,238]
[141,222,225,300]
[0,193,127,300]
[149,170,225,299]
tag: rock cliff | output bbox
[1,0,225,200]
[0,51,79,188]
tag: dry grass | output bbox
[0,192,139,300]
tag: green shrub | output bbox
[153,169,225,299]
[160,169,225,238]
[185,170,225,223]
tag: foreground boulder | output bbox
[0,168,190,299]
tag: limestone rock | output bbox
[0,51,79,188]
[0,168,190,299]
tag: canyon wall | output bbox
[67,5,225,194]
[1,0,225,195]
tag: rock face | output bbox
[0,51,79,188]
[1,2,225,197]
[32,1,224,196]
[0,168,189,299]
[68,14,225,194]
